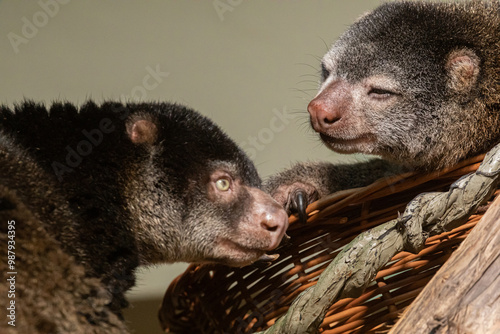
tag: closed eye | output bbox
[368,87,397,99]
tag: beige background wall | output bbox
[0,1,380,333]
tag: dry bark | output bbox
[256,143,500,334]
[389,196,500,334]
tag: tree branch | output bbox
[256,143,500,334]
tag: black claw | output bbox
[257,253,280,262]
[254,253,280,267]
[291,189,308,224]
[278,233,291,247]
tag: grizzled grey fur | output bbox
[266,1,500,211]
[0,101,287,333]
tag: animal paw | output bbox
[270,182,319,223]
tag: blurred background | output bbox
[0,1,380,333]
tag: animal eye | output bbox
[368,87,395,98]
[321,63,330,81]
[215,178,231,191]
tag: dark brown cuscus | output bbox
[0,101,288,332]
[0,135,127,333]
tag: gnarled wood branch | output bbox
[256,143,500,334]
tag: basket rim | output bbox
[159,153,492,334]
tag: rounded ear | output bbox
[126,118,158,145]
[446,48,480,95]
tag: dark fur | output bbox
[0,101,287,332]
[266,1,500,205]
[0,135,127,333]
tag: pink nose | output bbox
[260,204,288,251]
[308,79,352,134]
[308,97,342,132]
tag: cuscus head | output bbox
[121,102,289,267]
[308,2,494,170]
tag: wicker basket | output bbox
[159,155,499,334]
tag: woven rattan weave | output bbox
[159,155,498,334]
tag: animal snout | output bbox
[308,79,352,134]
[308,97,342,132]
[260,205,288,251]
